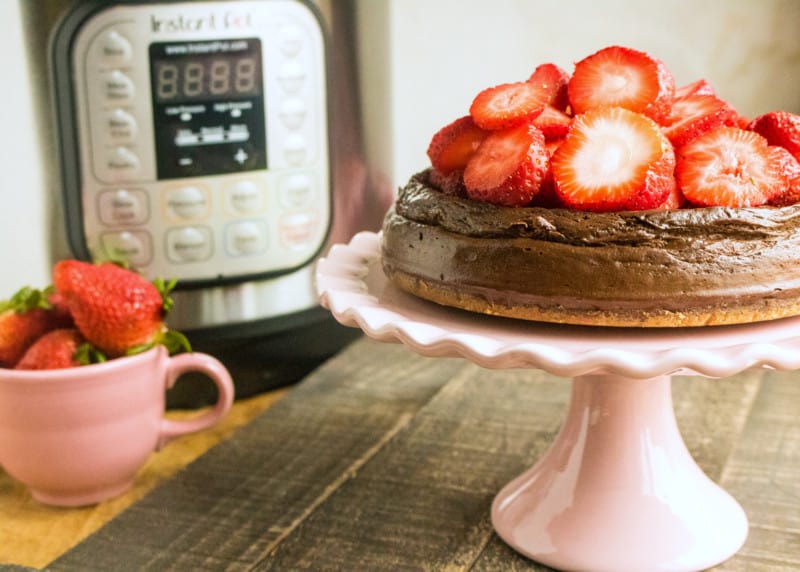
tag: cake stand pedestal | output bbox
[316,232,800,572]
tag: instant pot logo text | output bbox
[150,11,253,33]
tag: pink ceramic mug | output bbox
[0,346,234,507]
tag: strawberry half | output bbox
[15,329,85,370]
[53,260,190,358]
[674,79,716,100]
[426,115,488,174]
[428,168,467,197]
[676,127,787,207]
[463,123,549,207]
[551,107,676,212]
[747,111,800,161]
[661,94,738,148]
[532,106,572,141]
[767,146,800,206]
[528,63,570,111]
[653,186,686,210]
[568,45,676,123]
[469,81,550,130]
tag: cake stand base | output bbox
[491,373,748,572]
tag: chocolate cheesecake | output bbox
[381,171,800,327]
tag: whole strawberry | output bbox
[15,329,86,370]
[53,260,188,358]
[0,286,73,367]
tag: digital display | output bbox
[149,38,267,179]
[151,39,262,103]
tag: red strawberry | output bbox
[15,329,85,370]
[551,107,676,212]
[676,127,787,207]
[747,111,800,161]
[653,186,686,210]
[463,123,549,207]
[426,116,488,174]
[528,63,570,111]
[568,45,676,123]
[53,260,188,357]
[469,81,550,130]
[428,168,467,197]
[768,146,800,206]
[661,94,738,148]
[532,106,572,141]
[0,286,72,367]
[674,79,716,100]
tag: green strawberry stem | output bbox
[153,277,178,314]
[126,328,192,357]
[0,285,54,313]
[74,342,107,365]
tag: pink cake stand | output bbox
[316,232,800,572]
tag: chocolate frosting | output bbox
[381,170,800,315]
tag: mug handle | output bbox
[157,352,235,449]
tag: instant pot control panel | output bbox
[54,0,330,285]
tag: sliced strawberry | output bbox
[568,46,676,123]
[469,81,549,130]
[767,146,800,206]
[426,115,488,174]
[528,63,570,111]
[674,79,716,100]
[428,168,467,197]
[532,105,572,141]
[463,123,549,207]
[551,107,676,212]
[747,111,800,161]
[676,127,787,207]
[653,185,685,210]
[661,94,738,148]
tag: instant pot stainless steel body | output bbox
[15,0,392,401]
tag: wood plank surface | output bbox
[1,336,797,571]
[0,386,290,569]
[46,339,464,571]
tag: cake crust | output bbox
[381,171,800,327]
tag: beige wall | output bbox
[357,0,800,189]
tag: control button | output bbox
[165,185,209,220]
[279,211,319,249]
[279,174,315,208]
[230,144,260,170]
[283,134,307,166]
[102,70,135,104]
[174,149,202,175]
[279,98,307,130]
[166,226,213,263]
[105,147,140,174]
[278,61,305,94]
[98,30,133,65]
[226,180,265,214]
[100,230,152,266]
[226,221,267,256]
[104,109,138,145]
[279,25,304,57]
[98,189,149,226]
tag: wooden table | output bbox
[1,336,798,571]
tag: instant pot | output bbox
[7,0,394,404]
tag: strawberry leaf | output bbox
[74,342,107,365]
[0,285,54,313]
[161,329,192,355]
[153,277,178,314]
[124,328,191,357]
